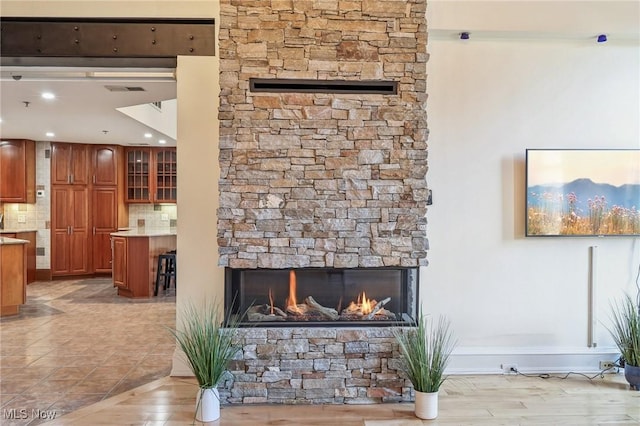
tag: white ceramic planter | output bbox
[196,387,220,422]
[414,390,439,420]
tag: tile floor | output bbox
[0,278,176,425]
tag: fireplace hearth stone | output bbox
[218,327,413,405]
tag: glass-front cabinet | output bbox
[125,147,176,203]
[155,149,177,203]
[125,149,150,202]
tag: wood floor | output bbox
[48,373,639,425]
[2,279,639,425]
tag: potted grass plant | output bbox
[167,300,243,422]
[393,312,456,419]
[607,293,640,390]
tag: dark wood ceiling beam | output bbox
[0,17,215,67]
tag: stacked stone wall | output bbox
[220,327,413,404]
[218,0,429,269]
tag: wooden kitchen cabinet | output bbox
[0,238,27,316]
[50,143,128,276]
[92,187,129,273]
[155,149,177,203]
[51,186,91,276]
[93,188,118,273]
[91,145,120,186]
[0,139,35,203]
[125,147,176,203]
[15,232,36,284]
[111,236,127,288]
[51,143,89,185]
[90,145,127,273]
[1,232,36,284]
[110,233,176,298]
[125,148,151,202]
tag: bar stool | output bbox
[154,251,177,296]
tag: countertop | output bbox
[0,236,29,245]
[110,228,177,238]
[0,229,38,234]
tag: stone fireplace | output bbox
[217,0,428,404]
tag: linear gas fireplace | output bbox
[225,267,418,327]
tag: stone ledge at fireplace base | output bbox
[219,327,413,405]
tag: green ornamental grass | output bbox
[393,312,456,393]
[167,300,242,389]
[608,293,640,367]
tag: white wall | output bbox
[117,99,177,143]
[5,0,638,374]
[425,1,640,373]
[171,54,222,376]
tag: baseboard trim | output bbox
[35,270,113,282]
[170,348,193,377]
[170,346,622,378]
[447,346,621,375]
[35,269,52,282]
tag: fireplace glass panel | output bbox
[225,267,418,327]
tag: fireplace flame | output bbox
[269,288,275,315]
[360,292,373,315]
[286,270,302,313]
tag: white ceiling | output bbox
[0,67,177,147]
[1,2,634,150]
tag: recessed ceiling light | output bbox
[144,133,152,138]
[46,132,55,137]
[41,92,55,100]
[158,139,167,144]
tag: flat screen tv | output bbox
[525,149,640,237]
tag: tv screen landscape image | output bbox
[526,149,640,237]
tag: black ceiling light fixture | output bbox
[597,34,608,43]
[460,32,470,40]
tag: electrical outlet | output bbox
[599,361,616,370]
[501,363,518,374]
[17,214,26,223]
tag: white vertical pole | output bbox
[588,246,598,348]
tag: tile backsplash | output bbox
[2,202,38,229]
[2,141,51,269]
[128,204,177,229]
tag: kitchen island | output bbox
[110,229,176,298]
[0,229,37,283]
[0,236,28,316]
